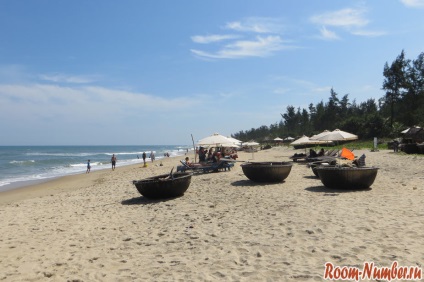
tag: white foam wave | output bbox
[26,152,104,157]
[10,160,35,164]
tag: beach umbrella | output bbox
[290,135,333,147]
[314,129,358,142]
[283,136,295,141]
[242,141,260,159]
[310,130,331,140]
[290,135,312,146]
[243,141,260,146]
[226,136,242,146]
[274,137,283,141]
[221,142,240,148]
[197,133,234,146]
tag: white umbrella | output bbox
[226,136,242,146]
[314,129,358,142]
[283,136,295,141]
[310,130,331,140]
[197,133,234,146]
[274,137,283,141]
[221,142,240,148]
[290,135,311,146]
[290,135,333,147]
[243,141,260,146]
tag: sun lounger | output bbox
[324,149,336,156]
[289,153,308,162]
[306,155,337,163]
[177,160,234,173]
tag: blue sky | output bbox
[1,0,424,145]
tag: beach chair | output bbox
[324,149,335,156]
[289,153,308,162]
[177,160,234,173]
[306,155,337,163]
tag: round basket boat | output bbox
[308,163,336,177]
[402,143,418,154]
[133,172,192,199]
[315,166,378,189]
[241,162,292,183]
[416,143,424,154]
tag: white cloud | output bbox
[310,7,386,39]
[312,86,332,93]
[400,0,424,7]
[224,17,283,34]
[39,73,100,84]
[0,82,260,145]
[0,83,199,125]
[191,35,286,59]
[319,26,340,40]
[350,29,387,37]
[191,17,290,60]
[310,8,369,28]
[274,76,331,94]
[0,65,32,83]
[191,34,240,44]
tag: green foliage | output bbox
[232,50,424,143]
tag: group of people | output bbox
[308,148,325,158]
[197,147,238,163]
[197,147,221,163]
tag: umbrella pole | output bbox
[191,134,197,163]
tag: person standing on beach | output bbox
[86,160,91,173]
[150,151,155,162]
[393,140,399,152]
[111,154,117,171]
[142,152,147,166]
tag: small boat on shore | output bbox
[241,162,292,183]
[133,172,192,199]
[315,166,378,189]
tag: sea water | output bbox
[0,145,192,192]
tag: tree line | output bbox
[232,50,424,142]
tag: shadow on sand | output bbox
[121,196,180,205]
[231,179,287,187]
[305,185,372,194]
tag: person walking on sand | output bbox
[111,154,117,171]
[86,159,91,173]
[150,151,155,162]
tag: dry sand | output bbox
[0,147,423,281]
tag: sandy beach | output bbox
[1,146,423,281]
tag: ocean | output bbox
[0,145,192,192]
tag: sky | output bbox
[1,0,424,145]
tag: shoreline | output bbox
[0,145,192,193]
[0,153,187,205]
